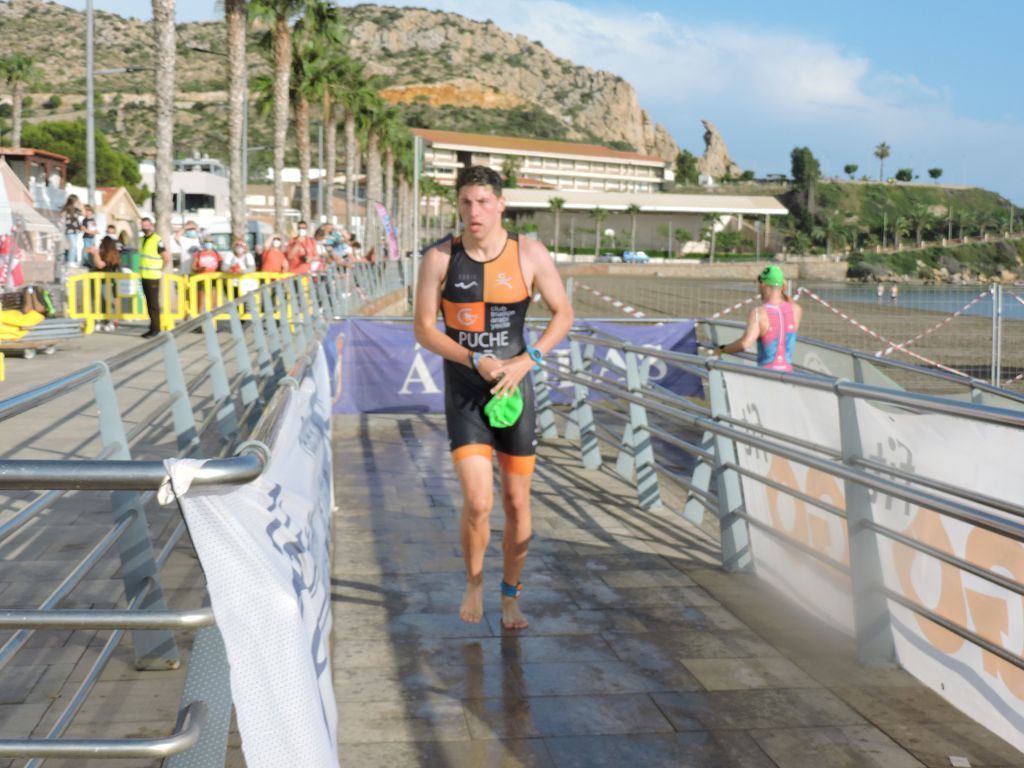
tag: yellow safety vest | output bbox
[139,233,164,280]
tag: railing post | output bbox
[244,293,274,381]
[164,624,232,768]
[837,390,896,666]
[285,279,310,350]
[567,340,601,470]
[92,364,180,670]
[227,303,258,408]
[200,316,240,444]
[260,283,286,370]
[682,430,716,526]
[565,276,574,306]
[273,281,297,369]
[708,367,752,571]
[530,330,559,439]
[617,351,662,509]
[161,333,200,452]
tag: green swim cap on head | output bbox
[759,264,785,287]
[483,387,524,428]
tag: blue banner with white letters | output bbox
[323,319,702,414]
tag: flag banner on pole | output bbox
[164,347,338,768]
[372,202,400,261]
[323,318,701,414]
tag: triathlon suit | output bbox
[441,232,536,475]
[756,301,797,371]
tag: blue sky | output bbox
[69,0,1024,203]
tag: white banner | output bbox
[854,400,1024,755]
[165,347,337,768]
[722,372,853,632]
[722,370,1024,754]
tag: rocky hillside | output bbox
[0,0,679,169]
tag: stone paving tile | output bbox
[651,688,868,731]
[603,629,780,662]
[750,725,927,768]
[832,684,978,724]
[882,721,1024,768]
[544,731,776,768]
[338,738,555,768]
[334,662,523,702]
[681,655,820,690]
[462,693,675,739]
[337,697,471,744]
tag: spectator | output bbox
[61,194,82,266]
[223,239,256,274]
[81,205,98,264]
[260,234,288,273]
[175,220,202,274]
[286,220,317,272]
[192,238,222,315]
[138,217,168,339]
[91,235,121,332]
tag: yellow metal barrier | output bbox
[66,273,188,334]
[187,272,292,322]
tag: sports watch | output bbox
[527,345,543,371]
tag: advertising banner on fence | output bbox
[323,318,701,414]
[721,372,853,633]
[722,369,1024,753]
[372,202,400,261]
[853,400,1024,755]
[165,347,338,768]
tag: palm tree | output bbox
[250,0,306,234]
[874,142,891,182]
[501,155,522,188]
[225,0,247,243]
[591,207,608,257]
[626,203,641,254]
[360,94,388,254]
[335,60,374,233]
[892,216,910,249]
[380,106,408,228]
[291,1,344,223]
[0,54,39,148]
[548,196,565,255]
[908,205,933,247]
[151,0,176,243]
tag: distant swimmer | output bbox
[890,284,900,301]
[413,165,574,631]
[715,264,802,371]
[877,283,885,299]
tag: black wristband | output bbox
[468,350,476,370]
[718,344,726,352]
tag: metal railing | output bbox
[532,324,1024,683]
[0,261,409,764]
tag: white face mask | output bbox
[272,240,281,248]
[298,229,307,236]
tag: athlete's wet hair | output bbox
[456,165,503,197]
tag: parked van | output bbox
[623,250,650,263]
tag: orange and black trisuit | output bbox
[441,232,536,475]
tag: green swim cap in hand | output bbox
[483,387,524,428]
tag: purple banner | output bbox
[323,319,701,414]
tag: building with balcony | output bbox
[412,129,672,194]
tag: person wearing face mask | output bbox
[226,239,256,274]
[138,217,169,338]
[192,238,222,315]
[175,220,202,274]
[260,234,287,273]
[286,221,317,272]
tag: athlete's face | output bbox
[457,184,506,238]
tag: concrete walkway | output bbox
[331,414,1022,768]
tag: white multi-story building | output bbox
[412,129,672,193]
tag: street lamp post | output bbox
[85,0,95,207]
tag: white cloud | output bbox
[345,0,1023,200]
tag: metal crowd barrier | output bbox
[65,260,408,336]
[0,261,409,763]
[530,325,1024,677]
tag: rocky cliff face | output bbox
[346,5,679,160]
[698,120,742,179]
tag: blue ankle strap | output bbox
[500,580,522,599]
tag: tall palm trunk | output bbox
[225,0,247,243]
[365,132,382,255]
[323,91,336,224]
[296,93,311,223]
[152,0,176,245]
[344,111,355,232]
[11,80,22,148]
[384,145,395,218]
[271,16,291,234]
[396,179,408,255]
[553,209,561,253]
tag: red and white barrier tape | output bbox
[876,287,992,356]
[795,287,969,377]
[710,296,756,319]
[577,282,646,318]
[1004,286,1024,308]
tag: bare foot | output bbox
[459,578,484,624]
[501,596,528,630]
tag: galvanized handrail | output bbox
[0,261,412,763]
[546,326,1024,685]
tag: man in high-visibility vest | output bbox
[139,217,169,339]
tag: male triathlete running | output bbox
[715,264,802,370]
[414,165,574,630]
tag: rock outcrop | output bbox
[346,5,679,160]
[697,119,742,179]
